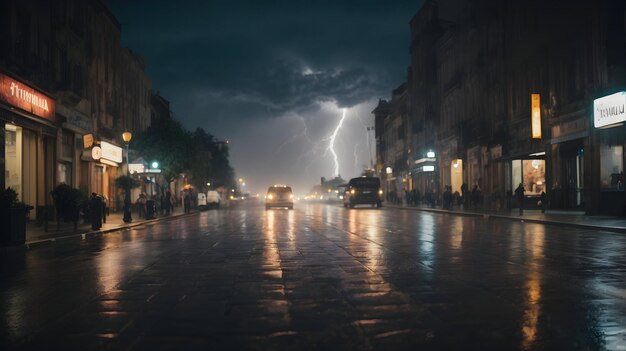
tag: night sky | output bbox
[105,0,428,195]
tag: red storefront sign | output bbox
[0,73,55,122]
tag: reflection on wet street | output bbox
[2,203,626,349]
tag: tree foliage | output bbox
[133,119,234,190]
[188,128,235,190]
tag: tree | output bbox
[188,128,235,191]
[133,118,192,181]
[133,119,235,192]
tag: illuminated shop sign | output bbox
[531,94,541,138]
[594,92,626,128]
[0,73,55,121]
[100,141,123,163]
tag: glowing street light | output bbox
[122,131,133,223]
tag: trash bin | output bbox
[0,207,29,246]
[146,199,156,220]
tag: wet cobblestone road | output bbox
[2,203,626,350]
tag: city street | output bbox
[2,202,626,350]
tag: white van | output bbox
[207,190,221,209]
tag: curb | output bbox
[388,205,626,234]
[22,211,196,250]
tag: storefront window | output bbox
[58,162,71,185]
[600,144,623,190]
[522,159,546,195]
[511,159,545,196]
[511,160,521,193]
[5,124,22,200]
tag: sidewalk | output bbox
[387,203,626,234]
[24,206,190,248]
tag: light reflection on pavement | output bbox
[1,202,625,350]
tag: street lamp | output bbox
[122,131,133,223]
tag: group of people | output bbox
[135,190,174,218]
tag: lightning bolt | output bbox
[274,116,314,156]
[328,108,347,177]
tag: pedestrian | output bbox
[89,192,103,230]
[515,183,525,215]
[471,184,481,209]
[461,182,468,208]
[101,194,108,223]
[183,190,191,213]
[443,185,452,210]
[165,189,172,215]
[136,193,146,218]
[412,188,420,206]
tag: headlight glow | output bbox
[268,194,273,200]
[379,189,383,195]
[350,189,355,194]
[289,194,294,199]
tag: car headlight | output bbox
[379,189,383,195]
[289,194,294,199]
[268,194,273,200]
[350,189,355,194]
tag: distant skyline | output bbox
[105,0,426,194]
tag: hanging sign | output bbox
[531,94,541,139]
[83,134,94,148]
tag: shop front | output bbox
[549,114,588,210]
[0,72,57,220]
[58,103,92,191]
[411,149,437,195]
[82,139,123,212]
[507,152,547,210]
[592,92,626,215]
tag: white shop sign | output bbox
[594,92,626,128]
[100,141,123,163]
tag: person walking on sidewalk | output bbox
[515,183,525,215]
[136,193,146,218]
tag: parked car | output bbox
[207,190,221,209]
[265,185,294,210]
[343,176,383,208]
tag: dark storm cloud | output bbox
[107,0,421,121]
[105,0,423,192]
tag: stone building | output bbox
[0,0,153,218]
[391,0,626,214]
[373,83,409,203]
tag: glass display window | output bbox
[599,144,623,190]
[5,124,22,200]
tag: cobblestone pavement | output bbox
[2,202,626,350]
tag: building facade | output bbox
[0,0,152,219]
[378,0,626,214]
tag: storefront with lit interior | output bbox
[82,137,123,211]
[591,91,626,215]
[0,72,56,220]
[411,150,439,195]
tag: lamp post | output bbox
[122,131,133,223]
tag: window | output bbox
[600,144,623,190]
[522,159,546,195]
[5,124,23,200]
[58,162,71,185]
[511,159,546,196]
